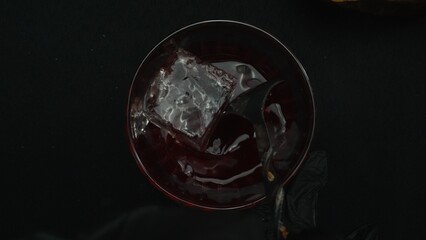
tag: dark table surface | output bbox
[1,1,426,239]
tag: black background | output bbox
[1,1,425,239]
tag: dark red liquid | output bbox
[131,75,303,209]
[134,113,266,209]
[128,21,315,210]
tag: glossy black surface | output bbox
[2,1,425,239]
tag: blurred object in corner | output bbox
[323,0,426,15]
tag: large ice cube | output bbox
[144,49,236,138]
